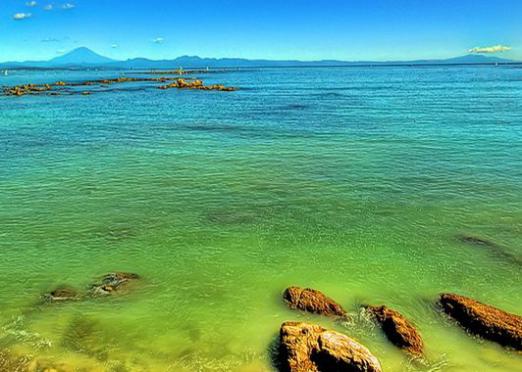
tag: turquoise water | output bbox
[0,66,521,371]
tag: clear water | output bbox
[0,66,521,371]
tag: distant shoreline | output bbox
[1,47,519,70]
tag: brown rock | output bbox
[366,305,424,357]
[279,321,382,372]
[90,272,140,297]
[4,83,53,96]
[283,287,347,318]
[44,286,80,303]
[440,293,522,350]
[158,78,236,91]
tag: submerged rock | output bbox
[457,234,521,266]
[458,235,497,247]
[283,287,347,318]
[44,285,80,303]
[440,293,522,350]
[0,350,31,372]
[366,305,424,357]
[27,358,75,372]
[62,316,111,361]
[90,272,140,297]
[278,321,382,372]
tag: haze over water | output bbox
[0,65,521,371]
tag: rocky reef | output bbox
[158,78,237,91]
[283,287,347,318]
[42,272,141,303]
[44,285,80,303]
[3,76,237,97]
[278,321,382,372]
[3,84,53,96]
[89,272,141,297]
[365,305,424,357]
[440,293,522,350]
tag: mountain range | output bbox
[0,47,517,69]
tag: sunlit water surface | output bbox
[0,66,521,371]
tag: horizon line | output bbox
[1,46,519,65]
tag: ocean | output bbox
[0,65,521,371]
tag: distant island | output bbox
[0,47,518,70]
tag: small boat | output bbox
[3,70,8,76]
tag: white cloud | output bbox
[13,13,32,20]
[43,4,53,10]
[62,3,76,10]
[468,45,512,54]
[153,37,165,44]
[26,1,38,7]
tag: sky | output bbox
[1,0,521,62]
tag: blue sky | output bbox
[1,0,520,62]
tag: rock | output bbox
[457,234,521,266]
[44,286,80,303]
[440,293,522,350]
[192,79,203,87]
[366,305,424,357]
[27,358,75,372]
[3,83,54,97]
[158,78,237,92]
[4,76,236,97]
[90,272,140,297]
[0,350,31,371]
[458,235,496,247]
[62,316,111,360]
[279,321,382,372]
[283,287,347,318]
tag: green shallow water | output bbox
[0,66,521,371]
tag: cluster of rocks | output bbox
[1,274,140,371]
[158,78,237,91]
[89,272,141,297]
[3,83,54,96]
[44,272,141,303]
[278,286,521,371]
[3,76,237,97]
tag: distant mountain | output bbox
[0,47,517,70]
[410,54,513,65]
[49,47,115,66]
